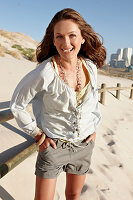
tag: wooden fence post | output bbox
[130,84,133,99]
[116,83,121,100]
[100,83,106,105]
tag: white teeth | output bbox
[63,48,73,52]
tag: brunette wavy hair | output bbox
[36,8,106,68]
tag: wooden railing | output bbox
[99,83,133,105]
[0,83,133,178]
[0,105,38,179]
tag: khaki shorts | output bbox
[35,138,95,179]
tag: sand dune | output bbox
[0,57,133,200]
[0,30,38,61]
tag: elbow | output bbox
[10,103,16,116]
[10,101,20,116]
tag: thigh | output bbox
[65,173,86,196]
[35,176,57,200]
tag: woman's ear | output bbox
[82,39,85,44]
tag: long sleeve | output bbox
[10,66,47,137]
[92,88,101,130]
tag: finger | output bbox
[86,134,95,143]
[44,138,53,147]
[86,132,96,143]
[40,138,50,148]
[49,139,56,149]
[85,137,92,143]
[39,142,49,152]
[39,137,53,151]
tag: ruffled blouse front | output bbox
[52,56,91,107]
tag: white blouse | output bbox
[10,56,101,142]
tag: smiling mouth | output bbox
[62,48,74,52]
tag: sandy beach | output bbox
[0,57,133,200]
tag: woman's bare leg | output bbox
[34,176,57,200]
[65,173,86,200]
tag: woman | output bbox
[10,8,106,200]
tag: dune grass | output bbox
[12,44,36,61]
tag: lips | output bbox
[62,48,74,52]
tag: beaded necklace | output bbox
[58,57,82,92]
[57,56,89,137]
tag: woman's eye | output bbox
[70,34,76,38]
[56,35,63,39]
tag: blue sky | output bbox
[0,0,133,62]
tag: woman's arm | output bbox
[10,67,46,137]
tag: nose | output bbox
[63,36,71,48]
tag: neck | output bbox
[59,55,78,71]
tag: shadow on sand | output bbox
[0,186,15,200]
[0,122,35,164]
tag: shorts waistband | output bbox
[57,136,89,144]
[52,136,90,152]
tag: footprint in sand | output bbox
[97,165,112,181]
[81,184,90,194]
[96,189,108,200]
[107,140,115,146]
[106,129,115,136]
[102,150,123,168]
[103,129,117,155]
[107,140,116,154]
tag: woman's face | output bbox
[53,19,85,61]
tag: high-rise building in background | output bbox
[110,54,118,60]
[110,48,132,68]
[131,55,133,65]
[117,49,123,60]
[122,48,132,66]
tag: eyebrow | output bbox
[55,31,77,35]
